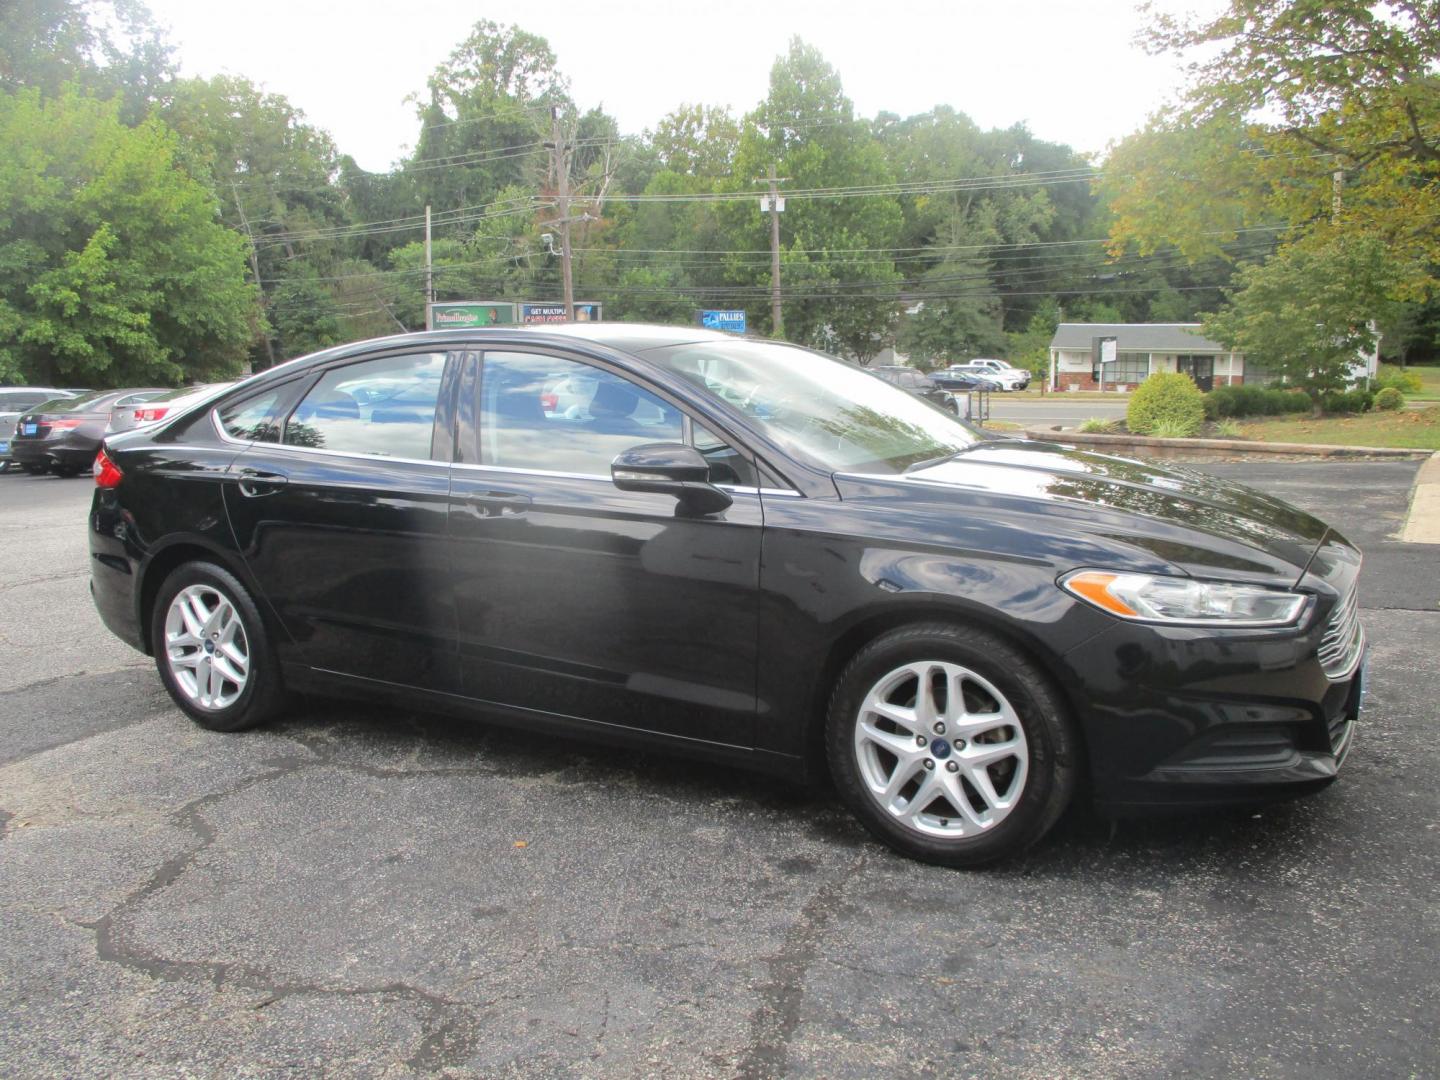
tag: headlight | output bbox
[1060,570,1308,627]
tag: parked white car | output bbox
[963,359,1031,391]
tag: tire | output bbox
[150,560,288,732]
[826,622,1077,867]
[21,462,47,475]
[52,464,82,478]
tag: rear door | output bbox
[222,348,462,692]
[447,348,764,747]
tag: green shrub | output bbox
[1320,388,1374,414]
[1374,386,1405,411]
[1207,383,1310,417]
[1127,372,1207,436]
[1201,393,1220,421]
[1148,417,1196,439]
[1078,417,1117,433]
[1376,364,1423,394]
[1214,419,1244,438]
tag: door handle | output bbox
[463,490,530,518]
[237,467,289,498]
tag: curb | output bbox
[1401,453,1440,544]
[1021,427,1432,459]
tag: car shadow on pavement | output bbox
[267,698,1337,880]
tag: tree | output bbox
[726,39,904,355]
[163,75,348,365]
[0,90,258,385]
[1202,234,1400,414]
[0,0,174,122]
[1105,1,1440,298]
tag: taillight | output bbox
[134,407,169,422]
[51,418,84,430]
[540,393,558,412]
[93,448,123,488]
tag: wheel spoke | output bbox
[939,772,988,830]
[880,757,925,809]
[868,700,922,735]
[964,762,1013,812]
[858,719,921,759]
[958,738,1022,769]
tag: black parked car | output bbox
[930,368,1002,393]
[88,325,1365,866]
[868,365,959,414]
[13,388,167,475]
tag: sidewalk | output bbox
[1402,453,1440,543]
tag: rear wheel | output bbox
[52,464,82,478]
[150,561,287,732]
[826,622,1077,867]
[21,462,47,475]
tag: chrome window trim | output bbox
[450,459,799,497]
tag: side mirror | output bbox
[611,442,733,516]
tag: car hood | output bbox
[836,440,1338,583]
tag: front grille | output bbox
[1318,586,1363,679]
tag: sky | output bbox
[142,0,1216,173]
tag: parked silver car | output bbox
[105,383,236,435]
[0,388,78,472]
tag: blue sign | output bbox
[700,309,747,334]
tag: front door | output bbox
[447,349,763,748]
[223,349,461,692]
[1178,355,1215,392]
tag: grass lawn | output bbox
[1408,365,1440,401]
[1238,406,1440,450]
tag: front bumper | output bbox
[1062,609,1365,812]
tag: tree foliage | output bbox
[1106,1,1440,300]
[1202,234,1400,413]
[0,90,258,384]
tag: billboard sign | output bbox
[520,302,602,324]
[427,302,517,330]
[700,310,748,334]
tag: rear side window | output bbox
[285,352,446,459]
[218,389,287,443]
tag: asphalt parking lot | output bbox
[1,462,1437,1079]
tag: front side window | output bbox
[647,340,981,475]
[285,352,446,458]
[480,352,682,475]
[692,422,758,488]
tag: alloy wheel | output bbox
[163,584,250,711]
[853,660,1029,838]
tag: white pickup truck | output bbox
[956,359,1031,391]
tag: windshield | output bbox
[646,340,982,474]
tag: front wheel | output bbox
[150,561,287,732]
[826,623,1078,867]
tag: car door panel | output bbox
[222,350,461,692]
[447,348,764,747]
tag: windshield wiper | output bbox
[903,443,984,473]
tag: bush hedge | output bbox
[1374,386,1405,411]
[1320,388,1374,414]
[1375,364,1423,394]
[1127,372,1207,437]
[1206,383,1311,418]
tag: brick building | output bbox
[1047,323,1248,392]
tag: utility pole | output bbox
[424,204,434,328]
[755,162,788,338]
[550,106,576,320]
[229,177,272,372]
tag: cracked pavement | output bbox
[1,463,1437,1078]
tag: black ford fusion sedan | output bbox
[88,324,1365,866]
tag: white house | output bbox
[1048,323,1247,392]
[1047,322,1380,392]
